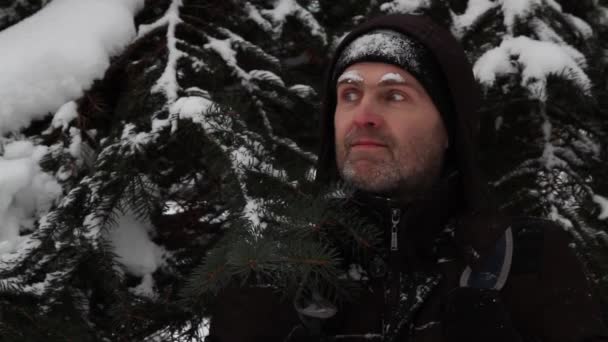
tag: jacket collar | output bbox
[347,171,508,271]
[349,171,463,267]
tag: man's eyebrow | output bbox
[337,71,364,87]
[337,78,363,87]
[377,73,408,87]
[377,77,420,93]
[377,78,408,86]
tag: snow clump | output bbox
[473,36,590,100]
[0,0,143,134]
[380,0,431,14]
[450,0,498,38]
[0,140,62,255]
[106,214,166,298]
[261,0,327,44]
[593,195,608,220]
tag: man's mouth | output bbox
[350,139,387,148]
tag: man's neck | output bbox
[357,171,458,208]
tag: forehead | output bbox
[339,62,414,82]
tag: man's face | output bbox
[334,62,448,196]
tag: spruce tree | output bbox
[0,0,606,340]
[0,0,51,30]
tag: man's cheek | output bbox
[335,132,348,154]
[335,144,347,168]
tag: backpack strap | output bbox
[459,226,514,290]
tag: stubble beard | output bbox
[341,157,401,194]
[337,134,444,199]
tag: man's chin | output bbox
[344,157,385,170]
[341,164,399,194]
[342,162,376,179]
[345,177,395,194]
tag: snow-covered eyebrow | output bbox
[377,72,406,86]
[337,70,364,86]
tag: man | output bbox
[208,14,608,341]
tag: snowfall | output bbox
[0,0,607,307]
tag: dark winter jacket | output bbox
[207,14,608,342]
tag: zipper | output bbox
[384,207,402,341]
[390,208,401,251]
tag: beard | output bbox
[336,127,445,199]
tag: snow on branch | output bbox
[250,70,286,87]
[499,0,561,35]
[451,0,582,38]
[563,13,594,39]
[473,36,590,101]
[145,0,184,103]
[599,6,608,26]
[0,0,50,29]
[0,141,62,257]
[204,28,317,163]
[530,19,587,67]
[0,0,142,134]
[450,0,498,39]
[216,28,280,70]
[107,214,166,298]
[244,2,273,34]
[499,0,542,34]
[380,0,431,14]
[21,271,66,296]
[261,0,327,45]
[0,234,40,268]
[494,104,594,189]
[169,95,290,232]
[50,101,79,132]
[120,123,153,153]
[592,195,608,221]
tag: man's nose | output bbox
[352,97,383,128]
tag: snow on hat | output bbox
[333,29,455,143]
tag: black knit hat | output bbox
[333,29,455,145]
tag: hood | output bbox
[315,14,490,214]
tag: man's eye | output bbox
[342,90,360,102]
[387,91,406,102]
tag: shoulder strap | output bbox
[459,227,514,290]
